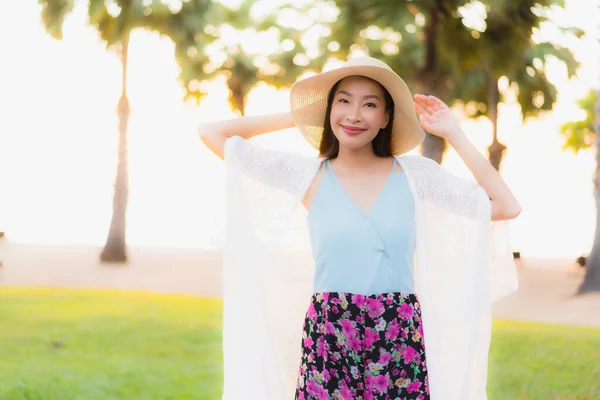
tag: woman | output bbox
[199,57,520,400]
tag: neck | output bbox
[334,145,382,168]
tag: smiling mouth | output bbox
[340,125,367,135]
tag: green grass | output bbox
[0,288,222,400]
[1,288,599,399]
[488,320,600,400]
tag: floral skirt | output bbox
[295,292,430,400]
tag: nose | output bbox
[345,105,361,123]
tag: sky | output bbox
[0,0,599,258]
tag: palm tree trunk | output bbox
[419,8,446,164]
[231,85,246,116]
[487,77,507,171]
[578,90,600,293]
[421,128,446,164]
[100,34,130,264]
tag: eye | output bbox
[365,103,376,108]
[338,98,349,104]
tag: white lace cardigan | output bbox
[215,136,517,400]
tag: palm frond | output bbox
[38,0,74,39]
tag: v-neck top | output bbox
[307,158,416,295]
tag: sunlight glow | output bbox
[0,0,598,259]
[458,1,487,32]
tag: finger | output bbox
[427,95,446,111]
[418,117,433,131]
[417,111,435,127]
[414,95,436,114]
[413,101,427,115]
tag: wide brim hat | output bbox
[290,56,425,155]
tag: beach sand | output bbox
[1,241,598,327]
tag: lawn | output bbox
[0,288,223,400]
[0,287,598,400]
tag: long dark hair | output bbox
[319,76,395,159]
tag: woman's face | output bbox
[329,76,390,152]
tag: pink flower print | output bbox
[303,337,314,348]
[363,327,379,350]
[306,380,321,396]
[398,302,414,320]
[373,373,391,393]
[340,319,358,339]
[322,292,329,303]
[348,336,362,353]
[366,298,385,318]
[377,351,392,366]
[384,319,400,341]
[316,386,328,400]
[401,346,418,364]
[340,383,354,400]
[307,303,317,320]
[400,327,409,340]
[414,310,423,323]
[351,294,366,309]
[322,368,331,382]
[331,297,341,305]
[364,373,374,391]
[412,330,422,345]
[330,367,338,378]
[418,324,424,339]
[364,390,374,400]
[298,392,306,400]
[325,321,335,335]
[317,336,329,358]
[414,352,422,366]
[407,380,422,393]
[332,306,340,314]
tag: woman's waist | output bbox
[307,291,421,317]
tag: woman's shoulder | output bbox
[226,135,322,163]
[225,135,324,196]
[395,154,441,172]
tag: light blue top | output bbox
[307,158,416,295]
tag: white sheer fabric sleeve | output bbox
[398,154,517,400]
[398,155,482,218]
[209,135,320,249]
[224,135,315,196]
[219,135,321,399]
[399,155,517,302]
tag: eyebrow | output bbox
[336,90,381,101]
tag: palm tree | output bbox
[274,0,576,163]
[454,42,579,170]
[178,5,309,115]
[38,0,219,263]
[462,0,580,171]
[561,89,600,293]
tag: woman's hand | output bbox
[413,94,462,142]
[414,95,522,220]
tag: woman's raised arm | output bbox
[198,112,295,159]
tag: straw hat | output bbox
[290,56,425,155]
